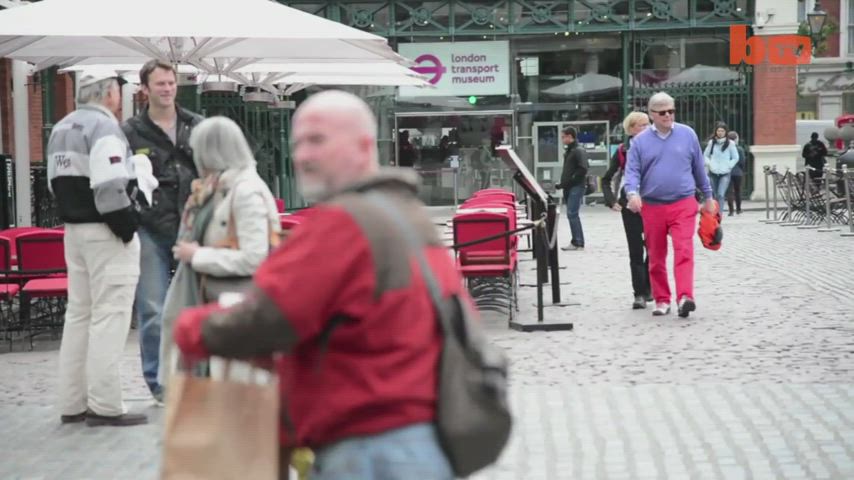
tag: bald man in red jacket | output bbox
[173,90,467,480]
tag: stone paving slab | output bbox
[1,209,853,479]
[473,383,854,480]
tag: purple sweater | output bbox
[623,123,712,204]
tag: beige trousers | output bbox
[57,223,140,416]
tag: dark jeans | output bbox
[621,208,650,298]
[564,185,585,247]
[727,175,743,213]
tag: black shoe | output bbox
[677,296,696,318]
[632,295,646,309]
[736,210,742,215]
[86,412,148,427]
[728,211,734,217]
[60,411,87,424]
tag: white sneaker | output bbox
[652,302,670,316]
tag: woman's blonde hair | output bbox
[622,111,650,135]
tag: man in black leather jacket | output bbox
[122,59,203,403]
[555,126,588,251]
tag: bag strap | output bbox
[363,192,452,335]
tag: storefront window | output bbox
[636,35,735,86]
[396,113,514,206]
[849,0,854,55]
[844,93,854,114]
[513,34,622,104]
[797,94,819,120]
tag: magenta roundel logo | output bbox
[411,54,446,85]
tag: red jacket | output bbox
[174,171,471,448]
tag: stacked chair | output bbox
[0,226,68,349]
[448,188,527,321]
[279,207,315,242]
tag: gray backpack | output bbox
[367,193,513,477]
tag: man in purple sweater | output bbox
[623,92,716,318]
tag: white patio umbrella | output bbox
[59,63,204,85]
[276,74,432,96]
[60,62,430,96]
[0,0,405,70]
[543,73,623,96]
[666,64,740,84]
[230,62,423,85]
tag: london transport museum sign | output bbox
[399,40,510,97]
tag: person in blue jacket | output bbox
[703,122,739,214]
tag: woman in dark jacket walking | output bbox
[601,112,653,309]
[726,130,747,216]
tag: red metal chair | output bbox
[279,216,302,232]
[0,226,44,267]
[473,188,515,199]
[457,202,518,248]
[452,211,518,320]
[15,230,67,348]
[0,236,21,348]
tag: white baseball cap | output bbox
[77,69,126,89]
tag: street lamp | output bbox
[807,0,828,47]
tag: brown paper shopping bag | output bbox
[160,361,280,480]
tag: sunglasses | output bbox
[651,109,676,116]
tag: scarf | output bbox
[178,173,220,244]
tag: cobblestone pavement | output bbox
[1,208,853,479]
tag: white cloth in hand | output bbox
[131,154,158,206]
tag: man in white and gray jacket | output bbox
[48,71,147,427]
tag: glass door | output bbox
[395,111,514,206]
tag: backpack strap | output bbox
[363,192,453,335]
[617,143,627,170]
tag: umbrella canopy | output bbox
[277,75,431,95]
[0,0,404,69]
[60,62,430,97]
[542,73,623,97]
[665,64,740,84]
[232,62,426,87]
[59,63,202,85]
[61,61,423,85]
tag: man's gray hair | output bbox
[189,116,256,174]
[648,92,675,111]
[76,78,117,106]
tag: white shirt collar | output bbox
[651,122,674,139]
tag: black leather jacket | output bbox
[557,141,588,190]
[122,104,203,240]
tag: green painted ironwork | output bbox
[283,0,753,36]
[197,90,294,205]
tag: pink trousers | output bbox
[640,197,698,304]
